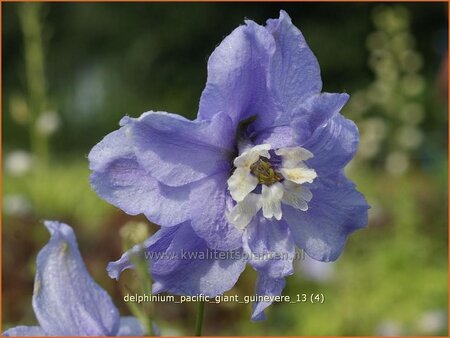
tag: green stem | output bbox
[194,301,206,336]
[18,3,49,169]
[130,251,155,336]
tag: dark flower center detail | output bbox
[250,157,283,186]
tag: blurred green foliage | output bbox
[2,2,448,336]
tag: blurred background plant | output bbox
[2,3,448,336]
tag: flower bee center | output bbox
[249,157,282,186]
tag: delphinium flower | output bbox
[3,221,144,336]
[89,10,369,320]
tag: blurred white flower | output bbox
[5,150,33,176]
[386,151,409,176]
[397,126,423,150]
[418,309,447,334]
[375,320,404,336]
[36,111,61,136]
[3,194,32,216]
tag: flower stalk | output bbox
[18,3,49,169]
[194,301,206,336]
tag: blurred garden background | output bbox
[2,2,448,336]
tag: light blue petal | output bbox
[117,317,145,336]
[255,15,342,149]
[129,111,234,186]
[266,10,322,115]
[33,221,120,336]
[189,174,243,251]
[303,112,358,177]
[107,226,181,280]
[252,125,296,150]
[109,223,246,297]
[88,118,135,173]
[292,92,350,145]
[251,274,286,321]
[2,326,45,336]
[151,223,246,297]
[243,217,295,279]
[283,174,369,262]
[198,21,277,130]
[89,126,190,227]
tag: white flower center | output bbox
[227,144,317,230]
